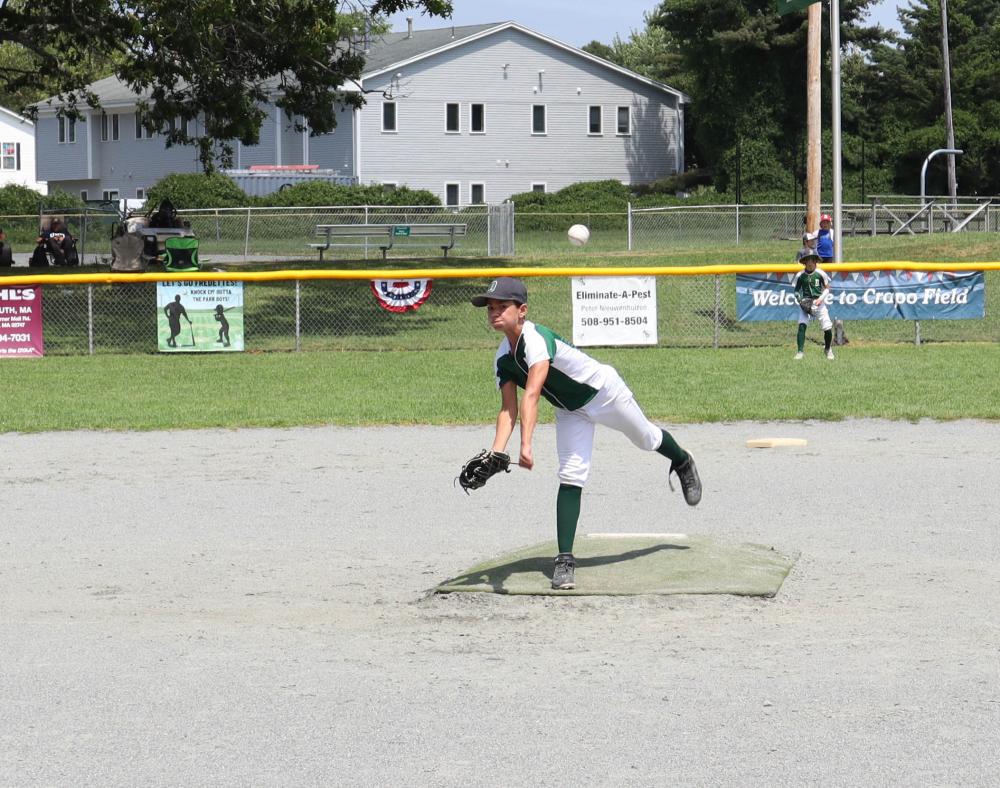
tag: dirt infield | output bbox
[2,420,998,786]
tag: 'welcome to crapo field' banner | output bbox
[736,270,985,322]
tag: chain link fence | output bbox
[4,199,998,263]
[175,204,513,262]
[628,202,999,249]
[31,270,998,356]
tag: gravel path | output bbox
[2,420,998,786]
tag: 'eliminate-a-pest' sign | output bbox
[776,0,820,15]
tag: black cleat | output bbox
[669,453,702,506]
[551,553,576,590]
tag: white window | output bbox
[58,117,76,144]
[616,106,631,135]
[181,117,190,136]
[470,183,485,205]
[531,105,546,135]
[135,112,153,139]
[1,142,19,170]
[444,182,460,207]
[103,190,119,202]
[445,102,460,133]
[136,188,145,200]
[588,106,602,135]
[531,183,546,193]
[382,101,397,132]
[101,113,120,142]
[470,103,485,134]
[382,182,398,192]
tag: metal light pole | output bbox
[830,0,843,263]
[921,148,964,205]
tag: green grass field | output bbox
[2,232,995,432]
[1,343,997,432]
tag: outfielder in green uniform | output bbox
[792,249,835,360]
[463,277,702,590]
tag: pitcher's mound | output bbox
[435,534,798,597]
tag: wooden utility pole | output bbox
[806,2,822,233]
[941,0,958,205]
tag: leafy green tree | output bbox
[650,0,882,195]
[862,0,1000,194]
[145,174,251,210]
[0,0,451,171]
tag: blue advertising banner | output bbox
[736,270,985,321]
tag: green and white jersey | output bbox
[792,267,831,299]
[494,320,606,411]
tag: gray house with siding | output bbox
[34,21,688,206]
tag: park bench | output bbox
[310,223,467,261]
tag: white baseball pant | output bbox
[554,366,661,487]
[798,299,833,331]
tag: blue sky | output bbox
[384,0,905,49]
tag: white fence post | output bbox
[87,284,94,355]
[295,280,301,352]
[713,275,721,349]
[627,202,632,252]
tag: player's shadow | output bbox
[440,543,688,594]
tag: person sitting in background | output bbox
[33,218,79,266]
[0,227,13,267]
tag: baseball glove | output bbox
[457,450,511,493]
[798,296,815,315]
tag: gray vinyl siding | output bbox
[359,28,681,204]
[307,106,356,176]
[36,116,90,181]
[280,114,304,166]
[38,109,203,196]
[95,111,201,196]
[236,105,278,169]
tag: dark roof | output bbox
[362,23,504,74]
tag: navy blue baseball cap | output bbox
[471,277,528,306]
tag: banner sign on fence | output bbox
[0,285,44,357]
[370,279,432,312]
[157,281,244,352]
[571,276,658,346]
[736,270,986,321]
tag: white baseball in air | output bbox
[567,224,591,246]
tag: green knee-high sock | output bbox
[824,328,833,351]
[556,484,582,554]
[797,324,807,352]
[655,428,688,463]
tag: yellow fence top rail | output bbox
[1,261,997,287]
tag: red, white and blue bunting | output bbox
[370,279,433,313]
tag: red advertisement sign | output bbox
[0,286,44,358]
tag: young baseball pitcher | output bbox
[457,277,701,590]
[792,249,835,360]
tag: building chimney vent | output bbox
[406,17,413,38]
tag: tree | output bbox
[0,0,452,171]
[862,0,1000,193]
[651,0,882,192]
